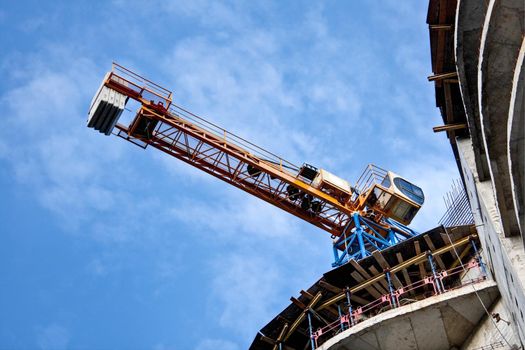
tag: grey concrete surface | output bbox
[507,37,525,237]
[457,137,525,345]
[455,0,490,181]
[461,298,519,350]
[319,280,499,350]
[477,0,524,238]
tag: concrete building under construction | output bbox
[249,1,525,349]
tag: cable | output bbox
[444,225,513,348]
[442,226,514,348]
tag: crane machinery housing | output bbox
[87,63,425,267]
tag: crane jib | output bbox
[116,105,351,237]
[87,63,425,265]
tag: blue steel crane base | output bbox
[331,213,420,267]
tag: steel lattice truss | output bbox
[95,63,421,266]
[116,105,350,237]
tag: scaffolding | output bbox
[250,225,483,350]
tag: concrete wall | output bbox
[320,281,500,350]
[453,1,525,345]
[455,0,490,181]
[456,137,525,346]
[477,0,524,239]
[455,0,525,240]
[507,37,525,236]
[461,298,520,350]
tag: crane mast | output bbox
[88,63,424,266]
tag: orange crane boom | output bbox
[88,63,425,266]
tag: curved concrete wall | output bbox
[454,0,490,181]
[477,0,524,238]
[453,0,525,345]
[508,38,525,235]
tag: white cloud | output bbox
[0,47,167,241]
[18,16,52,33]
[209,253,284,338]
[156,12,371,181]
[168,188,330,339]
[152,148,219,186]
[86,258,108,277]
[170,193,301,242]
[394,43,430,81]
[153,343,178,350]
[195,338,239,350]
[0,138,7,158]
[370,1,428,33]
[36,324,70,350]
[398,155,460,232]
[207,241,328,340]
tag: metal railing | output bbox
[167,103,300,173]
[111,63,300,174]
[311,258,487,348]
[112,62,173,104]
[354,164,388,194]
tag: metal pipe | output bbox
[427,71,457,81]
[333,244,341,265]
[385,270,397,308]
[337,304,345,331]
[429,24,453,30]
[345,287,354,326]
[317,235,476,311]
[427,252,442,294]
[470,239,487,276]
[353,213,367,259]
[306,310,315,350]
[387,229,398,245]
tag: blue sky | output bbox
[0,1,459,349]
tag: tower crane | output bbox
[87,63,425,267]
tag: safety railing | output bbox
[354,164,388,195]
[167,103,301,173]
[311,257,487,348]
[111,62,173,105]
[109,63,301,174]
